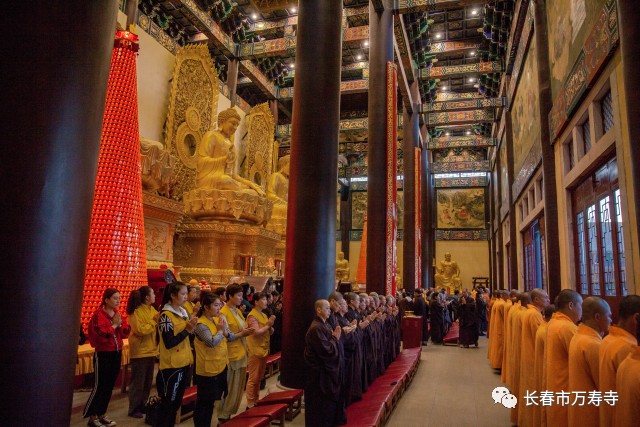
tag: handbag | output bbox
[144,395,162,426]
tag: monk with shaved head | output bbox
[502,289,521,383]
[488,290,508,370]
[518,288,550,427]
[568,297,611,427]
[545,289,582,427]
[533,304,555,427]
[507,292,531,424]
[599,294,640,426]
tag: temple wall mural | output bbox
[511,33,540,173]
[546,0,608,99]
[436,188,485,229]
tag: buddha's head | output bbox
[217,108,241,138]
[278,155,291,175]
[444,252,452,261]
[337,251,344,261]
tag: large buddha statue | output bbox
[336,251,350,282]
[266,155,290,234]
[434,252,462,291]
[184,108,272,224]
[196,108,264,195]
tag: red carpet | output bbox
[443,321,460,345]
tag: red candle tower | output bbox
[81,30,146,331]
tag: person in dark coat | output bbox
[412,289,430,345]
[429,292,445,344]
[304,300,344,427]
[475,290,488,336]
[458,292,479,348]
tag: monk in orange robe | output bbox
[568,297,611,427]
[501,290,520,383]
[488,290,507,369]
[615,344,640,427]
[599,295,640,427]
[518,288,550,427]
[545,289,582,427]
[533,305,555,427]
[509,293,530,424]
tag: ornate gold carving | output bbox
[245,103,275,190]
[140,139,177,197]
[183,188,273,225]
[164,45,220,199]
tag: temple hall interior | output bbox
[4,0,640,426]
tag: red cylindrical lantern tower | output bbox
[80,30,146,331]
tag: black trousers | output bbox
[83,351,122,418]
[304,383,343,427]
[154,366,192,427]
[193,370,228,427]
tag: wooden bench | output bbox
[265,352,282,378]
[256,389,303,420]
[223,416,271,427]
[175,385,197,423]
[234,403,288,426]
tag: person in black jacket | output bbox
[412,289,430,345]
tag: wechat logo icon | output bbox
[492,386,518,408]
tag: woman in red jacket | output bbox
[83,288,130,427]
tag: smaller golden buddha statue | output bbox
[266,155,290,234]
[434,252,462,291]
[336,251,350,282]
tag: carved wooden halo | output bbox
[185,106,201,131]
[175,122,201,169]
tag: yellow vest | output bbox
[220,305,247,362]
[194,316,228,376]
[129,304,159,359]
[184,301,195,316]
[159,310,193,370]
[246,309,270,358]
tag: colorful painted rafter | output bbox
[428,135,496,149]
[435,92,484,101]
[423,97,505,112]
[278,78,369,100]
[239,60,277,98]
[428,41,481,56]
[435,176,488,187]
[179,0,236,56]
[431,160,490,173]
[426,109,495,126]
[276,115,405,138]
[436,229,488,240]
[394,0,491,14]
[420,61,502,79]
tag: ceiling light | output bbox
[251,13,258,19]
[468,78,475,83]
[466,131,472,135]
[290,7,297,13]
[470,51,476,56]
[471,9,478,15]
[364,40,369,47]
[356,54,363,60]
[442,86,447,91]
[436,33,442,39]
[445,132,451,136]
[256,22,265,28]
[289,63,295,69]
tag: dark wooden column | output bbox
[269,99,279,125]
[0,2,117,425]
[494,143,504,291]
[367,1,394,295]
[421,125,433,289]
[340,184,352,259]
[533,0,560,299]
[280,0,343,390]
[227,58,239,106]
[617,0,640,262]
[125,0,139,27]
[402,82,420,293]
[505,114,519,290]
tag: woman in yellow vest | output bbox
[156,282,197,427]
[246,291,276,407]
[125,286,159,419]
[193,291,230,427]
[184,283,200,317]
[218,284,256,421]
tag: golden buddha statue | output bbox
[184,108,272,224]
[196,108,264,195]
[336,251,350,282]
[434,252,462,291]
[266,155,290,234]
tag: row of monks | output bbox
[303,292,402,427]
[487,288,640,427]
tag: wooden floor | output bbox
[70,335,511,427]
